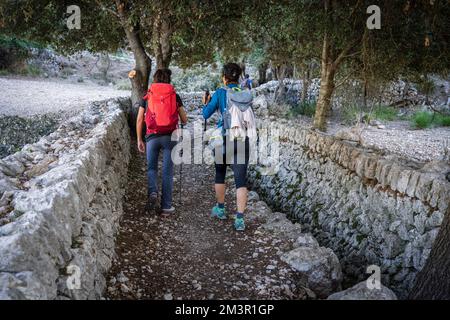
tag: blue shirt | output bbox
[202,83,239,128]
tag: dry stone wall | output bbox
[248,118,450,297]
[0,98,131,299]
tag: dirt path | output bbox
[105,134,308,300]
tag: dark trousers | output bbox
[146,135,176,209]
[214,137,250,189]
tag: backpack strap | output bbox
[223,86,242,113]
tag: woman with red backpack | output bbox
[136,69,188,215]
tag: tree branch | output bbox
[333,39,361,69]
[335,71,354,88]
[95,0,120,19]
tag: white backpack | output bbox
[223,87,257,140]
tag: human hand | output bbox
[137,140,145,153]
[202,92,211,105]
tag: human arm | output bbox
[202,91,219,120]
[178,107,188,125]
[136,103,146,153]
[175,94,188,125]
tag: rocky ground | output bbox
[0,114,59,158]
[0,77,130,158]
[105,136,312,300]
[290,116,450,163]
[0,77,129,117]
[360,122,450,163]
[251,93,450,163]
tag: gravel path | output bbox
[105,135,309,300]
[0,77,130,117]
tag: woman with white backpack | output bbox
[202,63,256,231]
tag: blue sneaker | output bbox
[234,217,246,231]
[211,205,227,220]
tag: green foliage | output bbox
[341,104,400,124]
[416,77,436,96]
[18,64,42,76]
[290,101,317,118]
[342,104,365,125]
[0,34,46,74]
[435,114,450,127]
[413,111,434,128]
[172,67,221,92]
[371,106,398,121]
[0,34,30,70]
[411,111,450,129]
[0,35,42,51]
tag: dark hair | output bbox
[153,69,172,84]
[222,63,242,83]
[245,74,250,79]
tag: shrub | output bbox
[0,35,37,70]
[18,64,42,77]
[290,100,316,118]
[413,111,434,129]
[341,104,366,125]
[435,114,450,127]
[372,105,398,121]
[411,111,450,129]
[172,66,221,92]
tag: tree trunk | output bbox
[272,66,278,81]
[363,79,368,109]
[128,33,151,118]
[153,12,173,69]
[301,67,311,104]
[274,64,287,103]
[313,31,336,132]
[258,62,268,85]
[409,206,450,300]
[240,61,246,77]
[116,1,152,128]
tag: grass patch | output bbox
[371,106,398,121]
[412,111,450,129]
[341,104,364,125]
[18,64,42,77]
[434,113,450,127]
[413,111,433,128]
[290,100,316,118]
[342,104,404,125]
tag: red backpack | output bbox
[143,83,178,135]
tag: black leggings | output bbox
[214,137,250,189]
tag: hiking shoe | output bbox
[234,218,246,231]
[161,206,175,215]
[145,193,158,213]
[211,205,227,220]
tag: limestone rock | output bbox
[327,281,397,300]
[253,95,269,117]
[335,127,363,144]
[281,246,343,298]
[25,156,57,178]
[293,233,320,248]
[262,212,303,240]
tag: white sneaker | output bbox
[161,207,175,215]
